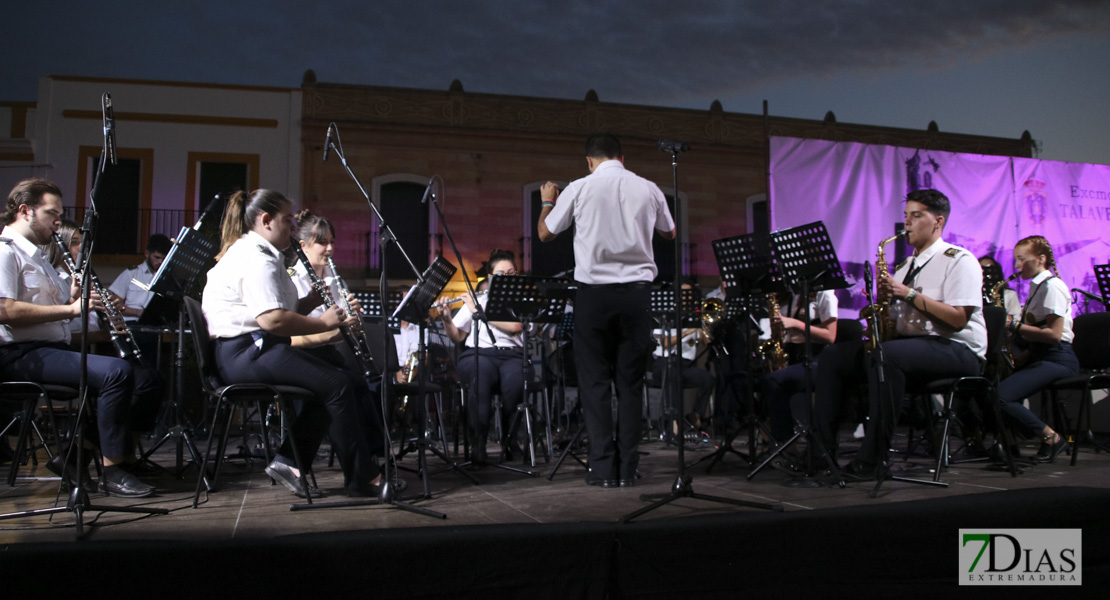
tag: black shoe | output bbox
[265,460,322,498]
[100,470,155,498]
[584,477,618,488]
[346,482,383,498]
[46,452,98,494]
[842,460,877,481]
[1031,434,1068,464]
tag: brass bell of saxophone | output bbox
[758,293,788,372]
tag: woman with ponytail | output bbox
[202,190,382,497]
[996,235,1078,463]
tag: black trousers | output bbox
[573,283,654,482]
[759,361,818,441]
[997,343,1079,437]
[652,356,715,419]
[814,336,980,464]
[301,343,387,456]
[214,334,379,489]
[456,347,525,444]
[0,342,161,458]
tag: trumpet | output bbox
[51,233,142,361]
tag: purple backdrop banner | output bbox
[769,136,1110,315]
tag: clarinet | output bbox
[290,239,375,376]
[325,255,376,358]
[51,233,142,361]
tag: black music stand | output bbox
[390,257,479,492]
[1094,264,1110,307]
[690,232,785,474]
[546,309,590,480]
[648,285,704,449]
[138,225,219,482]
[748,222,849,486]
[482,274,570,474]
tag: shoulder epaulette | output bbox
[256,244,274,258]
[943,248,959,258]
[286,267,297,277]
[0,237,11,244]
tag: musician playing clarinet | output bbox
[202,190,382,497]
[0,179,160,497]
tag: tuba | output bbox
[861,231,906,350]
[700,297,726,342]
[758,293,788,372]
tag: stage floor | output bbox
[2,424,1108,543]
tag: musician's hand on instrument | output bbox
[342,312,361,331]
[319,304,346,330]
[778,315,803,331]
[87,289,108,314]
[461,294,478,313]
[345,294,362,316]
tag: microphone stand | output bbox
[0,93,168,537]
[423,177,507,474]
[622,143,780,522]
[292,124,443,519]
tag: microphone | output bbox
[420,177,435,204]
[322,124,334,162]
[863,260,873,291]
[1072,288,1105,303]
[657,139,690,154]
[103,93,117,166]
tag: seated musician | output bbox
[651,282,715,429]
[287,209,386,455]
[979,255,1020,319]
[758,289,838,444]
[107,232,172,361]
[202,190,382,497]
[813,189,987,477]
[995,236,1076,463]
[438,249,526,466]
[0,179,160,497]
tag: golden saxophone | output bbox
[52,233,142,361]
[758,293,788,371]
[990,273,1019,308]
[861,230,906,349]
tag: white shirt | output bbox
[783,290,838,344]
[451,295,525,350]
[653,328,699,361]
[544,160,675,284]
[108,261,156,318]
[1022,271,1074,344]
[890,238,987,359]
[202,231,299,339]
[289,260,341,320]
[0,226,72,344]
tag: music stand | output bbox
[483,274,570,473]
[647,285,705,451]
[389,257,479,492]
[689,232,785,474]
[546,309,591,480]
[748,222,849,486]
[1094,264,1110,307]
[138,225,219,481]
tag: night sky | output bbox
[5,1,1109,164]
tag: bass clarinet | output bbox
[51,233,142,361]
[290,239,376,377]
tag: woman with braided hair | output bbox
[996,235,1077,463]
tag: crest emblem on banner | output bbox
[1022,178,1047,226]
[905,150,941,193]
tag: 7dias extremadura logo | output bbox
[960,529,1081,585]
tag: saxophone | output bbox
[990,273,1019,308]
[52,233,142,361]
[861,231,906,349]
[758,293,788,371]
